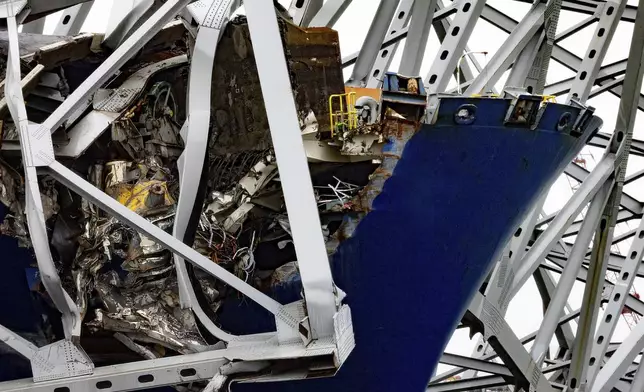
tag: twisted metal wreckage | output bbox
[0,0,357,390]
[0,0,644,392]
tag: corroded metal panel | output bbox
[209,16,344,156]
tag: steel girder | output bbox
[5,0,644,391]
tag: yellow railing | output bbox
[329,92,358,136]
[470,93,500,98]
[542,95,557,103]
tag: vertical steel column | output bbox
[398,0,437,77]
[245,0,337,339]
[3,3,82,339]
[566,0,628,103]
[309,0,353,28]
[530,180,611,364]
[346,0,401,87]
[173,0,239,342]
[288,0,323,26]
[584,1,644,385]
[365,0,414,88]
[591,318,644,392]
[465,1,547,95]
[52,1,94,36]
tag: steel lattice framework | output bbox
[1,0,644,391]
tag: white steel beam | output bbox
[433,0,486,86]
[365,0,414,88]
[288,0,323,27]
[424,0,486,95]
[346,0,401,87]
[531,180,611,364]
[0,324,38,359]
[173,0,240,343]
[564,162,642,214]
[245,0,337,339]
[434,315,582,384]
[592,319,644,392]
[554,15,595,42]
[398,0,437,77]
[465,0,548,95]
[510,153,615,301]
[626,168,644,185]
[561,209,635,238]
[575,2,644,387]
[0,348,228,391]
[533,269,575,357]
[427,375,509,392]
[505,0,562,94]
[511,0,637,23]
[481,4,644,111]
[47,160,289,321]
[439,353,512,377]
[431,307,581,383]
[21,17,45,33]
[4,7,82,339]
[566,0,627,103]
[52,1,94,36]
[103,0,161,50]
[630,357,644,392]
[38,0,192,135]
[341,3,457,68]
[308,0,352,28]
[467,293,555,392]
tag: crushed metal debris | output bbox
[0,9,413,367]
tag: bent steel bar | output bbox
[38,0,193,135]
[47,160,285,318]
[245,0,337,339]
[173,0,240,342]
[0,324,38,360]
[219,97,599,391]
[4,7,82,339]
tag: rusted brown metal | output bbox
[349,118,419,213]
[208,15,345,156]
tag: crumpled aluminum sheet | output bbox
[0,161,18,207]
[91,274,207,354]
[271,261,299,287]
[0,166,60,247]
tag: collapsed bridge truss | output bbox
[1,0,644,392]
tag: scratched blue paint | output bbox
[222,97,594,392]
[0,98,596,391]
